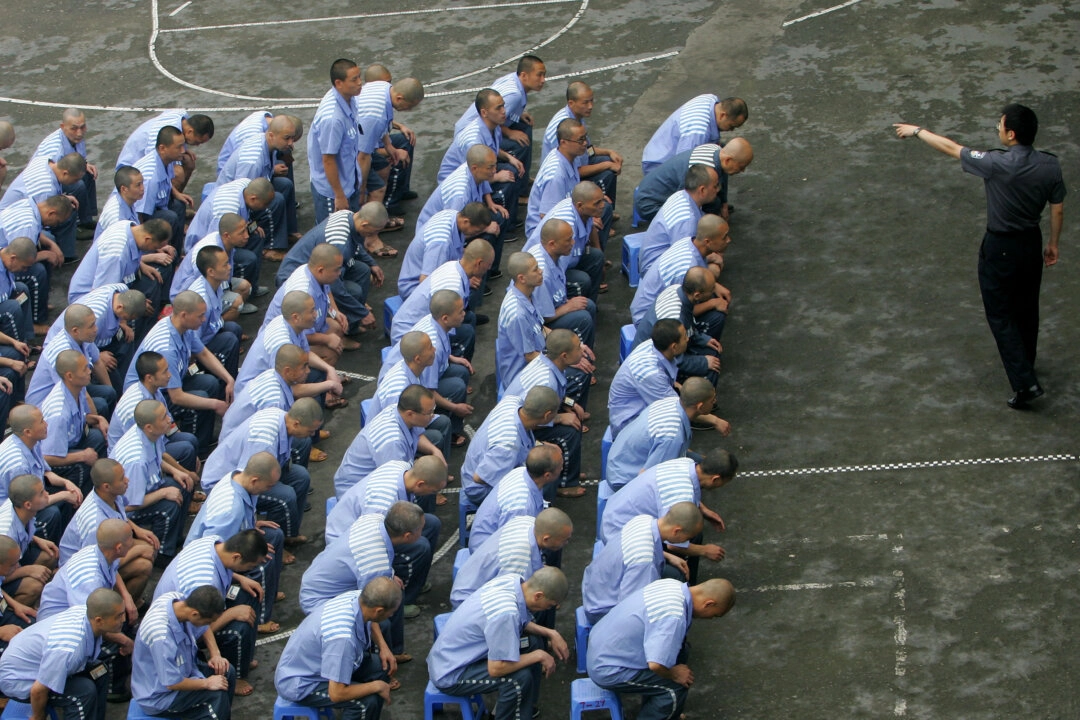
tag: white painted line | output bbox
[160,0,579,34]
[254,627,295,646]
[432,529,461,565]
[168,1,191,17]
[741,580,865,592]
[0,48,677,111]
[336,370,376,383]
[740,452,1077,479]
[782,0,864,27]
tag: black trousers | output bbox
[977,228,1043,392]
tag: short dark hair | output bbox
[651,318,684,351]
[186,114,215,139]
[474,88,501,114]
[186,585,225,618]
[517,55,544,75]
[718,97,748,122]
[398,384,434,413]
[1001,103,1038,146]
[331,58,358,84]
[195,245,226,276]
[700,447,739,480]
[136,351,166,381]
[113,166,141,192]
[156,125,183,149]
[460,202,492,228]
[684,164,714,192]
[223,529,270,563]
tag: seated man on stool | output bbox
[427,567,569,720]
[275,578,400,720]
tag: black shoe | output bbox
[475,314,490,326]
[483,286,493,297]
[690,418,715,431]
[63,256,78,265]
[1007,384,1044,409]
[252,285,271,298]
[487,269,503,281]
[400,190,419,201]
[107,690,132,704]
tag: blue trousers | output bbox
[294,652,388,720]
[255,462,311,538]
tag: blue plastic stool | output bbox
[570,678,623,720]
[453,547,470,581]
[383,295,404,339]
[380,346,390,363]
[360,398,373,427]
[621,233,643,288]
[424,680,485,720]
[575,606,593,674]
[630,186,643,229]
[200,182,217,203]
[272,697,334,720]
[433,611,451,641]
[619,325,634,363]
[596,478,613,539]
[0,700,58,720]
[592,539,603,561]
[127,703,178,720]
[458,495,477,548]
[325,496,337,515]
[599,426,613,483]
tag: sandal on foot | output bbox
[383,216,406,233]
[372,245,399,257]
[257,621,280,634]
[309,447,329,462]
[282,551,296,565]
[556,486,587,499]
[235,680,255,696]
[388,678,402,691]
[342,338,361,351]
[275,592,286,602]
[435,493,448,506]
[325,394,349,409]
[451,434,467,447]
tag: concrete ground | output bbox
[2,0,1079,717]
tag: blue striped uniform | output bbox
[523,197,589,271]
[49,283,127,349]
[654,285,688,324]
[428,573,528,689]
[607,342,678,438]
[41,383,90,459]
[641,94,720,173]
[582,515,663,621]
[124,316,205,389]
[527,244,567,319]
[153,535,231,600]
[275,589,370,702]
[450,514,539,608]
[186,472,257,543]
[117,110,186,168]
[541,105,589,170]
[299,514,393,613]
[334,406,422,498]
[109,382,171,447]
[504,355,566,407]
[416,163,489,229]
[218,132,272,183]
[378,312,448,389]
[38,545,119,619]
[264,265,329,332]
[586,578,692,686]
[460,395,533,503]
[599,458,699,543]
[0,199,43,246]
[235,315,309,393]
[202,408,288,491]
[325,460,411,543]
[369,360,424,418]
[0,499,33,554]
[525,150,578,237]
[171,232,234,299]
[307,87,361,198]
[390,260,468,342]
[398,209,465,298]
[468,466,544,551]
[0,156,61,210]
[217,111,272,174]
[0,435,50,504]
[109,425,165,506]
[131,591,203,713]
[93,190,136,239]
[0,604,100,698]
[496,284,545,387]
[68,221,141,302]
[185,179,251,251]
[132,150,174,216]
[437,119,502,183]
[188,276,226,344]
[354,81,394,156]
[33,128,86,164]
[221,368,293,437]
[635,144,721,221]
[639,191,703,277]
[630,236,705,324]
[455,72,526,133]
[59,491,127,564]
[606,396,691,491]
